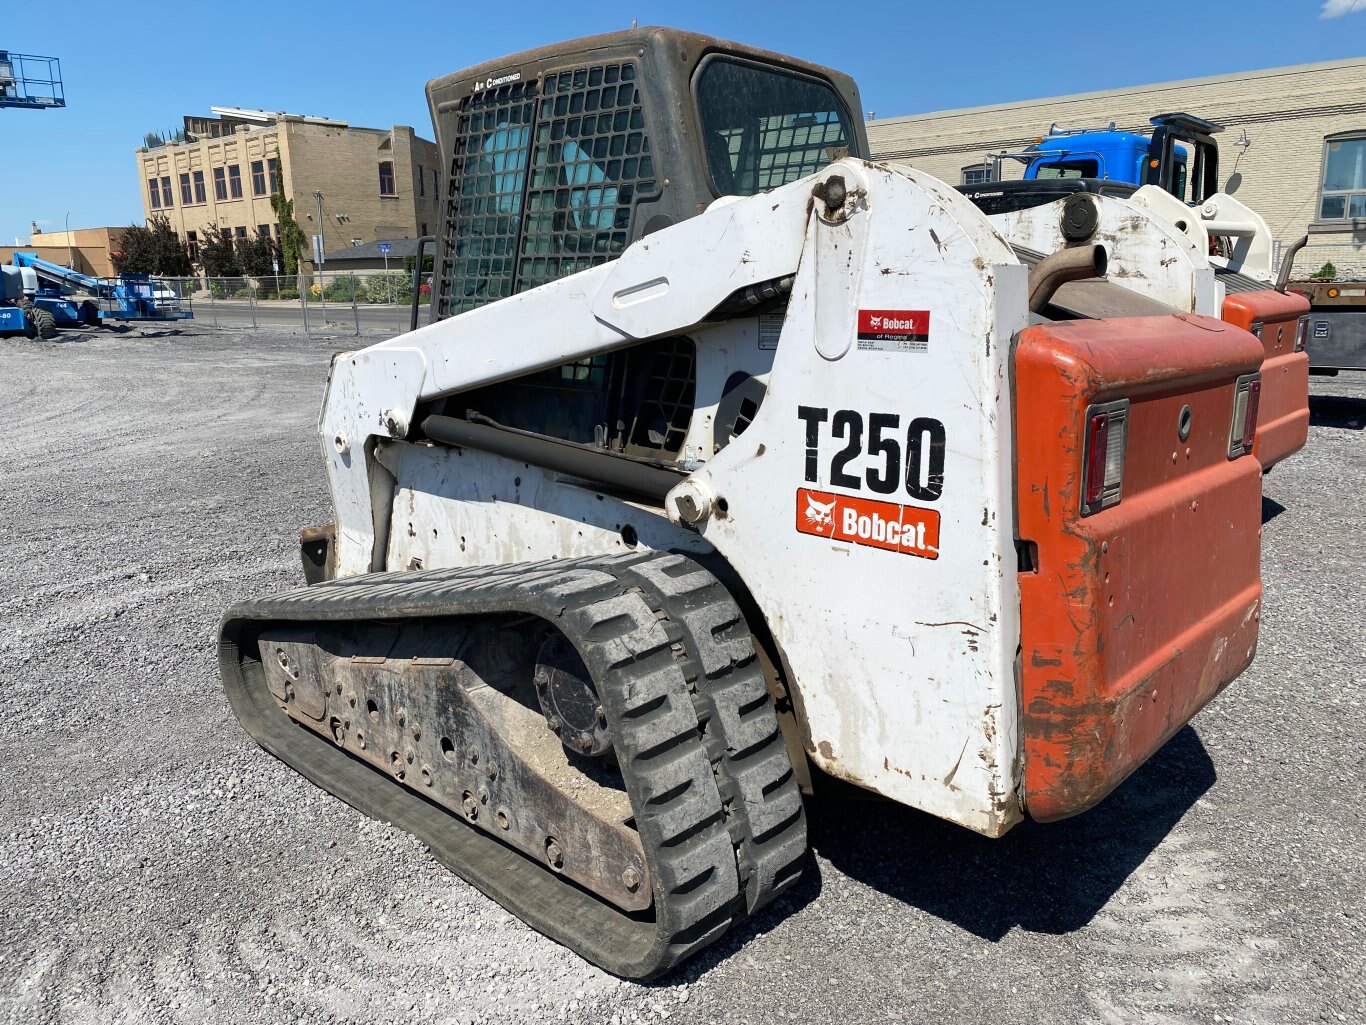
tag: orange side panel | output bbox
[1222,290,1310,471]
[1014,314,1264,822]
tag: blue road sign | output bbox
[378,242,391,255]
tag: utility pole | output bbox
[315,191,324,258]
[315,190,325,314]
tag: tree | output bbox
[402,253,436,274]
[268,164,307,275]
[198,229,240,277]
[112,215,191,276]
[235,233,278,277]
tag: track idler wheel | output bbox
[533,632,612,757]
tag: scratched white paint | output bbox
[988,194,1222,315]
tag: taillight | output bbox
[1295,315,1308,352]
[1081,399,1128,515]
[1229,373,1261,458]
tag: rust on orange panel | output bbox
[1221,289,1311,471]
[1013,314,1264,821]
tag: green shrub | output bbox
[360,272,413,305]
[1311,261,1338,281]
[279,288,300,301]
[323,275,361,302]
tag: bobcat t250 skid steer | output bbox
[220,28,1267,977]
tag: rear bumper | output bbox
[1254,401,1309,471]
[1021,460,1262,822]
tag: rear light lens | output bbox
[1081,399,1128,515]
[1295,315,1309,352]
[1228,373,1261,458]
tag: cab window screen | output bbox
[1035,159,1099,180]
[696,58,853,196]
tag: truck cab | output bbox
[1023,112,1221,204]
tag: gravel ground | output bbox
[1,325,1362,1025]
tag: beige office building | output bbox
[0,226,126,278]
[134,107,441,270]
[867,58,1366,277]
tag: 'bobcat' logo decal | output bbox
[804,495,837,531]
[795,488,940,559]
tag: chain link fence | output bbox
[156,270,433,337]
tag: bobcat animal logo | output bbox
[869,315,883,329]
[805,495,837,531]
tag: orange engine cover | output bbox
[1014,314,1265,821]
[1221,289,1310,471]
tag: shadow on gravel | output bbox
[1309,394,1366,430]
[804,724,1215,942]
[1262,496,1286,524]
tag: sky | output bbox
[1,0,1363,245]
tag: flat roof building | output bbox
[134,108,441,271]
[867,57,1366,277]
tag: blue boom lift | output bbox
[1,50,67,338]
[0,50,64,110]
[12,252,193,325]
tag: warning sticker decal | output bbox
[795,488,940,560]
[856,309,930,354]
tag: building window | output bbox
[193,170,206,204]
[228,164,243,199]
[148,177,161,209]
[179,173,193,205]
[251,160,267,196]
[186,230,198,262]
[961,163,994,186]
[235,226,248,238]
[1318,133,1366,221]
[379,160,396,196]
[267,157,280,194]
[257,223,271,237]
[213,167,227,201]
[421,222,428,236]
[432,168,439,197]
[418,163,425,197]
[161,176,174,207]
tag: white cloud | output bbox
[1322,0,1365,18]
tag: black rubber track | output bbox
[219,554,802,978]
[598,552,807,914]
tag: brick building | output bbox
[867,57,1366,277]
[134,107,441,271]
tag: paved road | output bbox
[1,325,1362,1025]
